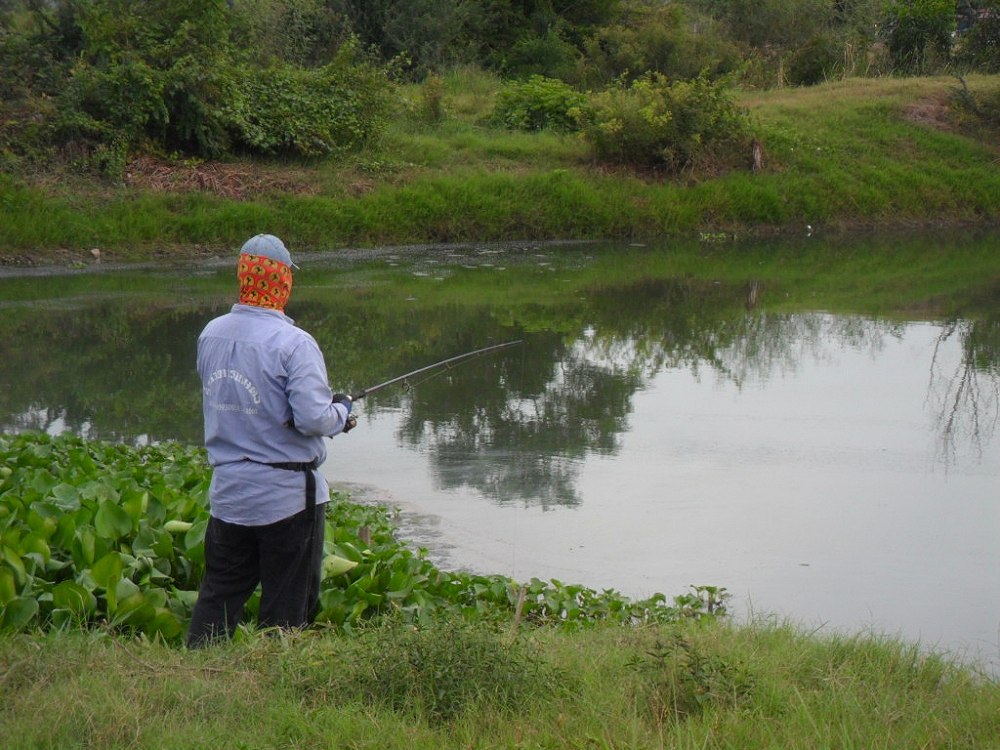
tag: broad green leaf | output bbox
[91,551,124,591]
[95,501,132,540]
[0,567,16,604]
[184,519,208,550]
[30,469,57,495]
[27,503,61,537]
[322,554,358,578]
[72,525,97,567]
[1,596,39,631]
[114,577,141,603]
[19,534,50,565]
[50,608,74,630]
[121,489,148,523]
[52,514,75,550]
[1,545,27,586]
[49,483,81,512]
[114,591,154,627]
[149,608,183,640]
[52,580,96,616]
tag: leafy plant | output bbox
[491,75,589,132]
[0,433,728,643]
[576,72,752,172]
[340,617,563,724]
[222,42,396,157]
[628,630,755,720]
[577,2,740,87]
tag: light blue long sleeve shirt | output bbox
[197,304,350,525]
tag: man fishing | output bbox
[186,234,355,647]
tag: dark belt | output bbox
[266,459,320,515]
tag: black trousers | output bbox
[186,502,325,647]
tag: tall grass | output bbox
[2,618,997,749]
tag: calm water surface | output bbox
[1,233,997,670]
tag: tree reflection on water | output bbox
[0,247,997,508]
[929,316,1000,466]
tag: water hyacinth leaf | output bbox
[114,590,154,627]
[1,545,27,585]
[0,566,16,604]
[52,580,97,616]
[53,514,76,549]
[184,519,207,551]
[149,608,183,640]
[19,534,50,565]
[30,469,57,495]
[71,525,97,567]
[50,608,75,630]
[1,596,39,631]
[171,588,199,609]
[95,501,132,540]
[322,554,358,578]
[91,551,124,591]
[121,489,148,523]
[27,503,61,538]
[49,483,81,512]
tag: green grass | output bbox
[1,75,998,261]
[2,618,997,749]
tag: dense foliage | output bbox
[577,73,752,171]
[491,75,589,132]
[0,432,726,643]
[1,0,998,176]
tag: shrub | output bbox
[885,0,956,72]
[502,28,581,81]
[417,73,446,123]
[222,43,396,157]
[787,32,844,85]
[491,75,589,132]
[628,631,755,721]
[342,618,563,724]
[577,3,740,87]
[576,73,752,172]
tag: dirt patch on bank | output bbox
[903,94,959,132]
[124,156,317,200]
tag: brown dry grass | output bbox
[123,155,318,200]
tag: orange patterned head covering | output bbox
[238,253,293,310]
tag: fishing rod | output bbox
[349,340,523,402]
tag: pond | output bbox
[1,230,998,671]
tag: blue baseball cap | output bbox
[240,234,299,270]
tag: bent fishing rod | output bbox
[349,339,523,402]
[287,341,522,433]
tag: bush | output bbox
[577,3,740,87]
[222,44,396,157]
[885,0,956,72]
[502,28,581,81]
[491,75,589,132]
[342,618,563,724]
[576,73,751,172]
[787,32,844,85]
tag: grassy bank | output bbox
[1,74,998,265]
[2,619,998,750]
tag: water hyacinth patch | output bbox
[0,432,725,642]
